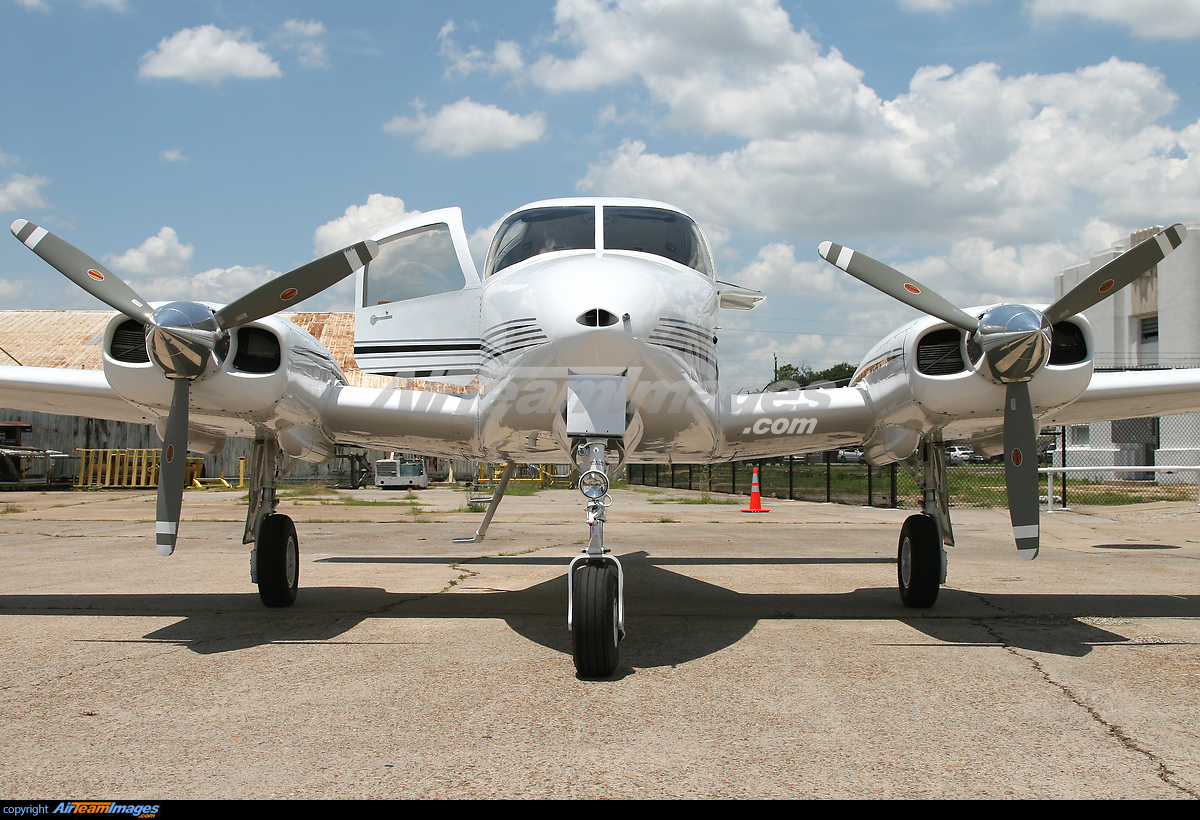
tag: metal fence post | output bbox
[825,452,831,502]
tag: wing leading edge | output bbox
[0,365,155,425]
[1042,368,1200,427]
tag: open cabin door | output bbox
[353,207,482,384]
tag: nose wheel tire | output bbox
[572,562,620,678]
[898,513,940,608]
[256,513,299,608]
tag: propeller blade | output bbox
[1045,223,1187,325]
[10,219,156,325]
[818,241,980,332]
[213,239,379,330]
[155,378,190,557]
[1003,381,1040,560]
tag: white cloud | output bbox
[508,0,874,139]
[897,0,974,11]
[100,225,288,305]
[138,25,282,84]
[159,149,186,163]
[467,217,504,270]
[14,0,49,11]
[579,56,1194,244]
[103,227,195,280]
[0,173,50,213]
[731,243,845,296]
[438,21,523,78]
[1028,0,1200,39]
[0,278,23,299]
[313,194,419,256]
[277,19,328,68]
[383,98,546,156]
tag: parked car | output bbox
[946,445,977,465]
[836,448,866,463]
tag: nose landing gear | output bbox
[567,439,625,678]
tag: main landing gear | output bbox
[896,438,950,608]
[567,439,625,678]
[245,437,299,608]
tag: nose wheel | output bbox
[570,561,622,677]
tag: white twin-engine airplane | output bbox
[3,198,1198,677]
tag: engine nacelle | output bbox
[101,311,344,461]
[851,308,1095,464]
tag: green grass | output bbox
[632,463,1199,508]
[2,505,22,514]
[649,492,741,505]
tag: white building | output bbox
[1053,222,1200,482]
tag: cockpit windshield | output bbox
[488,207,595,275]
[603,206,712,277]
[485,204,713,278]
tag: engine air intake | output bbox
[916,328,966,375]
[109,319,150,364]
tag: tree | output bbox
[766,361,856,391]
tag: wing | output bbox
[1041,368,1200,426]
[718,385,874,460]
[321,384,481,458]
[0,365,155,424]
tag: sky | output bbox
[2,0,1199,390]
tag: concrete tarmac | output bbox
[0,484,1197,799]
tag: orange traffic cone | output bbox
[741,467,770,513]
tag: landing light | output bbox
[579,468,609,500]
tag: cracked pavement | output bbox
[0,485,1197,798]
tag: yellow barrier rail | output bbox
[475,463,574,488]
[74,449,205,489]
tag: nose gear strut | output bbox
[567,438,625,677]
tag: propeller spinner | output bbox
[10,219,378,555]
[820,223,1188,559]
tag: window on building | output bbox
[1070,425,1091,446]
[1138,314,1159,367]
[1140,316,1159,342]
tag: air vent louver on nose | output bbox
[577,308,619,327]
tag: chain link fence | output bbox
[627,413,1200,508]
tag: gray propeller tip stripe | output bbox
[156,522,177,557]
[817,241,853,271]
[11,219,47,250]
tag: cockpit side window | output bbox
[487,207,595,276]
[602,207,713,277]
[364,223,467,305]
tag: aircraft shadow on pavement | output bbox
[0,550,1196,666]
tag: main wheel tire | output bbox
[256,513,299,608]
[898,514,940,608]
[572,562,620,678]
